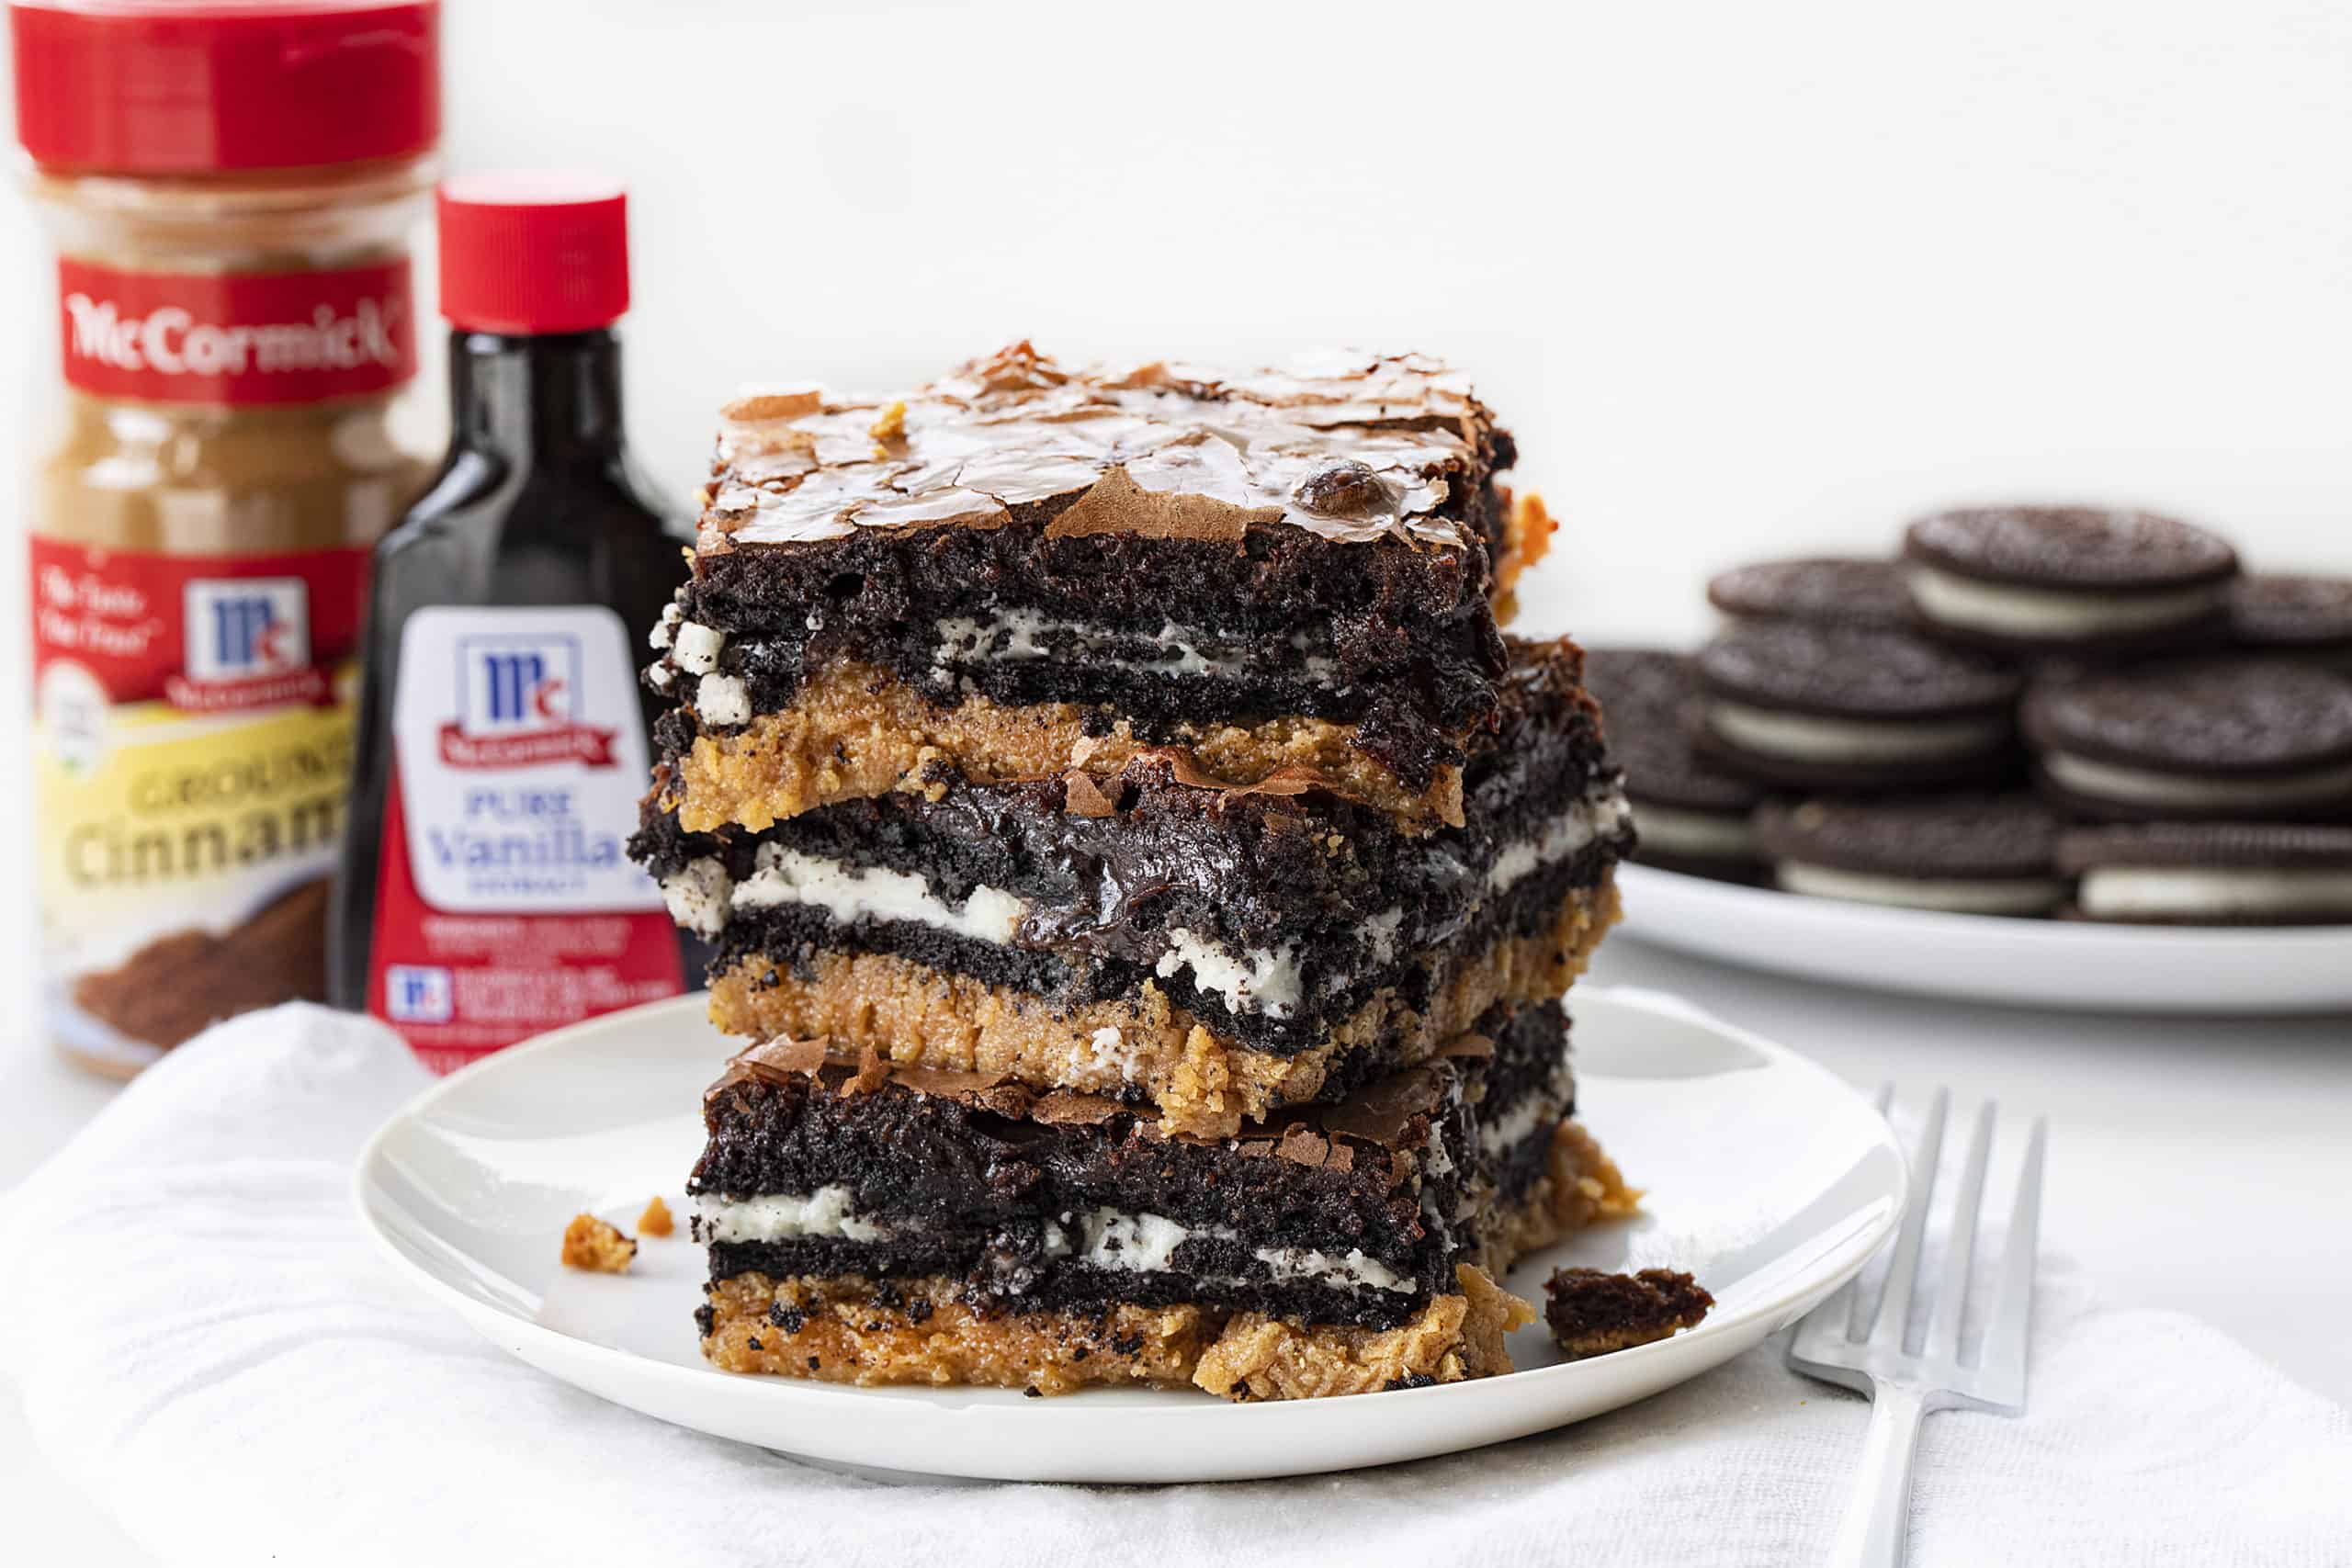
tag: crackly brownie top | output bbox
[695,341,1507,553]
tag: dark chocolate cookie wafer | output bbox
[2022,657,2352,820]
[1583,647,1766,881]
[2056,822,2352,925]
[1706,558,1914,630]
[1754,794,2068,915]
[1902,505,2237,657]
[1693,622,2022,790]
[2229,574,2352,672]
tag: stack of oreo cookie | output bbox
[1585,505,2352,925]
[628,344,1642,1401]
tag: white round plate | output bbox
[1616,863,2352,1014]
[355,986,1902,1483]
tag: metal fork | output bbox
[1787,1089,2047,1568]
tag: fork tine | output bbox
[1841,1083,1900,1341]
[1860,1087,1947,1347]
[1924,1100,1996,1359]
[1977,1116,2047,1390]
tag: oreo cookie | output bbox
[1902,505,2237,657]
[1583,647,1766,881]
[1706,558,1914,630]
[1692,621,2023,790]
[2022,657,2352,821]
[1755,794,2068,916]
[2229,574,2352,672]
[2057,823,2352,925]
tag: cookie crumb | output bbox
[639,1195,675,1236]
[1544,1268,1712,1359]
[560,1213,637,1273]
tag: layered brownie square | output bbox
[689,1004,1632,1401]
[634,637,1630,1136]
[645,343,1548,834]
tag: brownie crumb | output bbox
[806,1356,820,1370]
[1023,1386,1043,1399]
[560,1213,637,1273]
[747,1337,763,1352]
[638,1195,675,1236]
[768,1303,808,1334]
[1383,1372,1439,1392]
[905,1298,934,1324]
[1544,1268,1713,1359]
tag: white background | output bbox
[4,1,2350,1558]
[7,0,2352,635]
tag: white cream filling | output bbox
[2041,750,2352,810]
[649,598,683,650]
[1630,800,1758,861]
[673,620,725,674]
[1155,928,1305,1019]
[1906,563,2223,640]
[661,856,735,938]
[704,1198,1426,1297]
[1486,783,1634,891]
[2077,866,2352,919]
[1079,1025,1145,1084]
[647,661,675,693]
[932,610,1340,683]
[1709,700,2010,764]
[1477,1092,1559,1158]
[696,673,751,727]
[1075,1206,1414,1293]
[1778,860,2069,915]
[1253,1247,1416,1293]
[730,842,1026,943]
[695,1187,890,1244]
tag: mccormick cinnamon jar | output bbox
[11,0,441,1074]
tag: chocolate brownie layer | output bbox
[650,344,1526,829]
[688,1004,1577,1335]
[1544,1268,1714,1359]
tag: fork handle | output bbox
[1827,1382,1933,1568]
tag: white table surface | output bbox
[4,931,2348,1562]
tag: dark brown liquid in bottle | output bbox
[330,326,701,1017]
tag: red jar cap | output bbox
[10,1,439,175]
[437,173,629,336]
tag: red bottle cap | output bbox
[437,172,630,336]
[10,1,440,175]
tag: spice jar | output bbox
[12,0,441,1074]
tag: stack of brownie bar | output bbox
[628,344,1638,1399]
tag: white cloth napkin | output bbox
[2,1005,2346,1568]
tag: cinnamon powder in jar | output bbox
[12,0,441,1073]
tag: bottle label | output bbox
[370,604,682,1071]
[55,256,417,406]
[29,536,371,1071]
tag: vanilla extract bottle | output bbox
[330,174,696,1070]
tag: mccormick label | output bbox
[30,538,370,1070]
[370,606,681,1071]
[56,256,415,406]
